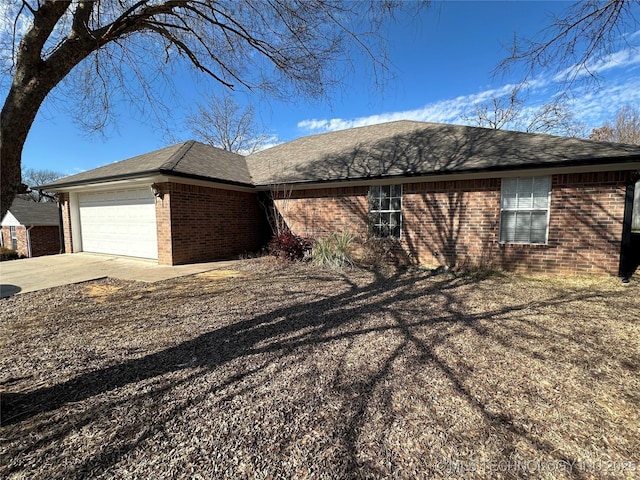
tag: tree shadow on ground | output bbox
[2,267,637,479]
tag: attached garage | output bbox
[78,187,158,259]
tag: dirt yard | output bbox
[1,259,639,479]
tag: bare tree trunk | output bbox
[2,82,50,217]
[2,73,81,217]
[1,1,77,218]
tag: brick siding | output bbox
[0,225,60,257]
[157,182,269,265]
[59,193,73,253]
[273,171,634,275]
[27,226,60,256]
[273,186,369,237]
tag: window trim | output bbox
[368,184,402,239]
[499,176,551,245]
[9,225,18,250]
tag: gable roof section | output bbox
[2,198,59,226]
[42,141,251,189]
[246,121,640,185]
[41,121,640,191]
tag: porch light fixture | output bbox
[150,183,164,199]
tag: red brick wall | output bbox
[0,225,58,257]
[1,225,28,256]
[273,186,369,237]
[155,186,173,265]
[1,227,18,253]
[59,193,73,254]
[29,226,61,257]
[273,171,633,275]
[159,183,269,265]
[403,178,502,269]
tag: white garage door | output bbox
[79,188,158,259]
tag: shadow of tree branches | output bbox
[2,266,638,479]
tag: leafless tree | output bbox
[465,87,584,137]
[498,1,639,91]
[1,0,422,219]
[589,105,640,144]
[18,168,63,202]
[187,94,267,154]
[467,88,522,131]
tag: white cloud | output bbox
[297,83,529,134]
[298,42,640,136]
[552,46,640,83]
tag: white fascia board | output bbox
[46,175,168,193]
[48,175,256,194]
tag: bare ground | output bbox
[1,259,639,479]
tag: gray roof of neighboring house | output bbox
[42,140,251,189]
[41,121,640,190]
[3,198,59,226]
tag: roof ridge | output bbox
[160,140,196,172]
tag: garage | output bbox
[78,188,158,259]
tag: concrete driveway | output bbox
[0,253,239,298]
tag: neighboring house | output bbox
[0,198,61,258]
[41,120,640,276]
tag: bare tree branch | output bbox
[187,94,268,154]
[465,87,584,137]
[1,0,423,218]
[498,1,639,93]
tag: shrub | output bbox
[356,236,412,267]
[312,231,355,270]
[0,247,22,262]
[267,231,312,261]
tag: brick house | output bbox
[1,198,61,257]
[41,121,640,276]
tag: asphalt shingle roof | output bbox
[3,198,59,226]
[42,121,640,190]
[246,121,640,184]
[42,141,250,188]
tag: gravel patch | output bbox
[1,259,639,479]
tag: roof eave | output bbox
[38,169,255,191]
[36,169,164,191]
[254,157,640,189]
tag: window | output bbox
[500,176,551,244]
[369,185,402,238]
[9,226,18,250]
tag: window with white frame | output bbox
[9,226,18,250]
[500,176,551,244]
[369,185,402,238]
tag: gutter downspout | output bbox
[26,225,34,258]
[57,197,65,254]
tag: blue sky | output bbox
[8,1,640,176]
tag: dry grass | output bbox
[1,259,639,479]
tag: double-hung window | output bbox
[369,185,402,238]
[500,176,551,244]
[9,226,18,250]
